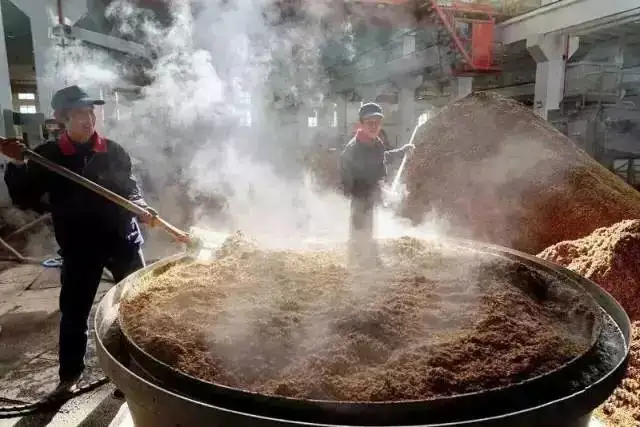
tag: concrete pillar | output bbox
[31,9,55,116]
[0,3,13,136]
[336,95,347,131]
[0,3,12,206]
[297,107,309,143]
[397,88,415,144]
[451,77,473,101]
[318,104,334,129]
[10,1,59,116]
[527,33,579,120]
[394,75,422,144]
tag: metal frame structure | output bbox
[355,0,503,75]
[422,0,501,74]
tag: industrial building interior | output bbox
[0,0,638,426]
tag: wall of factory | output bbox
[299,96,436,151]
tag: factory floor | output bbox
[0,259,612,427]
[0,259,129,426]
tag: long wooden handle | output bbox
[23,149,190,241]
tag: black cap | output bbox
[359,102,384,120]
[51,85,105,112]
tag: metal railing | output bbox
[612,159,640,186]
[563,63,640,99]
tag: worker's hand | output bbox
[401,143,415,155]
[139,207,159,227]
[176,232,193,244]
[0,138,26,162]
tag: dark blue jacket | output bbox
[340,135,405,198]
[4,133,147,255]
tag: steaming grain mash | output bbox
[120,233,598,402]
[402,92,640,255]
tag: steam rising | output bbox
[45,0,446,253]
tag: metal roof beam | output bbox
[52,25,151,59]
[497,0,640,45]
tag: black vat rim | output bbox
[103,238,630,426]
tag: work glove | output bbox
[0,138,26,162]
[139,206,159,227]
[400,143,415,155]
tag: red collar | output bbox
[58,132,107,156]
[355,129,381,146]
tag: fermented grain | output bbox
[120,233,596,402]
[538,219,640,319]
[403,93,640,254]
[538,220,640,426]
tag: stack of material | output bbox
[538,220,640,318]
[538,220,640,426]
[402,93,640,254]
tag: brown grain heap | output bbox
[538,219,640,319]
[402,93,640,254]
[120,234,597,402]
[537,220,640,426]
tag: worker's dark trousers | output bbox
[348,192,380,267]
[58,246,145,381]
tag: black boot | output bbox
[112,389,125,399]
[45,373,82,401]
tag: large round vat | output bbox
[94,238,631,427]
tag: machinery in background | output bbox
[549,103,640,190]
[345,0,503,76]
[414,0,502,75]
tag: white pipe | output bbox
[390,120,422,194]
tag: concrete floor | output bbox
[0,260,126,426]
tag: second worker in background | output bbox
[340,102,414,267]
[0,85,158,398]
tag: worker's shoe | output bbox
[45,374,81,401]
[112,389,125,399]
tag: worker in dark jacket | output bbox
[0,85,158,398]
[340,102,414,266]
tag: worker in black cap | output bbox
[0,85,158,398]
[340,102,414,266]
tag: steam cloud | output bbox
[44,0,446,255]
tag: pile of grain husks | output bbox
[538,220,640,426]
[120,234,596,402]
[402,93,640,254]
[539,220,640,318]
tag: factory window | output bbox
[19,105,37,114]
[308,111,318,128]
[18,92,35,100]
[241,111,252,127]
[331,110,337,128]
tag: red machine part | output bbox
[432,0,501,74]
[351,0,501,74]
